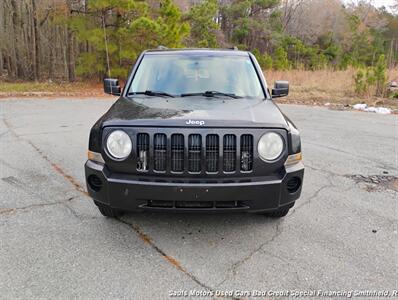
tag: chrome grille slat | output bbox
[223,134,236,172]
[188,134,202,173]
[206,134,219,173]
[137,133,149,171]
[171,134,184,172]
[240,134,253,171]
[154,133,167,171]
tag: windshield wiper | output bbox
[129,90,175,98]
[180,91,241,99]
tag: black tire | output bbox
[96,202,120,218]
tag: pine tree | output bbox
[69,0,189,78]
[186,0,219,48]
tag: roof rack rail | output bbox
[229,46,238,50]
[157,45,168,50]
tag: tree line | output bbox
[0,0,397,82]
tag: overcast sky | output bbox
[372,0,395,7]
[345,0,396,8]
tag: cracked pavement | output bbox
[0,98,397,299]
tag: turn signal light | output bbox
[284,152,302,166]
[88,150,105,164]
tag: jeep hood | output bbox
[100,96,289,129]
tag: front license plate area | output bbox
[175,186,209,201]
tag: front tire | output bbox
[95,202,120,218]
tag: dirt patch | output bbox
[346,174,398,192]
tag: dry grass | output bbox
[0,80,107,98]
[265,68,398,109]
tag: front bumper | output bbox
[85,160,304,213]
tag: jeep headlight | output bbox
[258,132,284,161]
[106,130,132,159]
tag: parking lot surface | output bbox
[0,98,397,299]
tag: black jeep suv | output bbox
[85,48,304,218]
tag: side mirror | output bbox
[104,78,121,96]
[272,80,289,98]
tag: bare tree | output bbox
[10,0,21,78]
[65,0,75,82]
[392,0,398,14]
[0,1,4,75]
[286,0,349,45]
[281,0,305,32]
[31,0,40,80]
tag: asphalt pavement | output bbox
[0,98,397,299]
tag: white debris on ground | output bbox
[324,102,331,106]
[353,103,391,114]
[353,103,367,110]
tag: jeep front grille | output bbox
[133,132,253,174]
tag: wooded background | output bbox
[0,0,397,82]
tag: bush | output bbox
[252,49,272,70]
[353,54,387,97]
[260,53,273,70]
[354,68,376,96]
[354,69,367,95]
[252,49,273,70]
[374,54,387,97]
[273,47,289,70]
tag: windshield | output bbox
[128,53,265,98]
